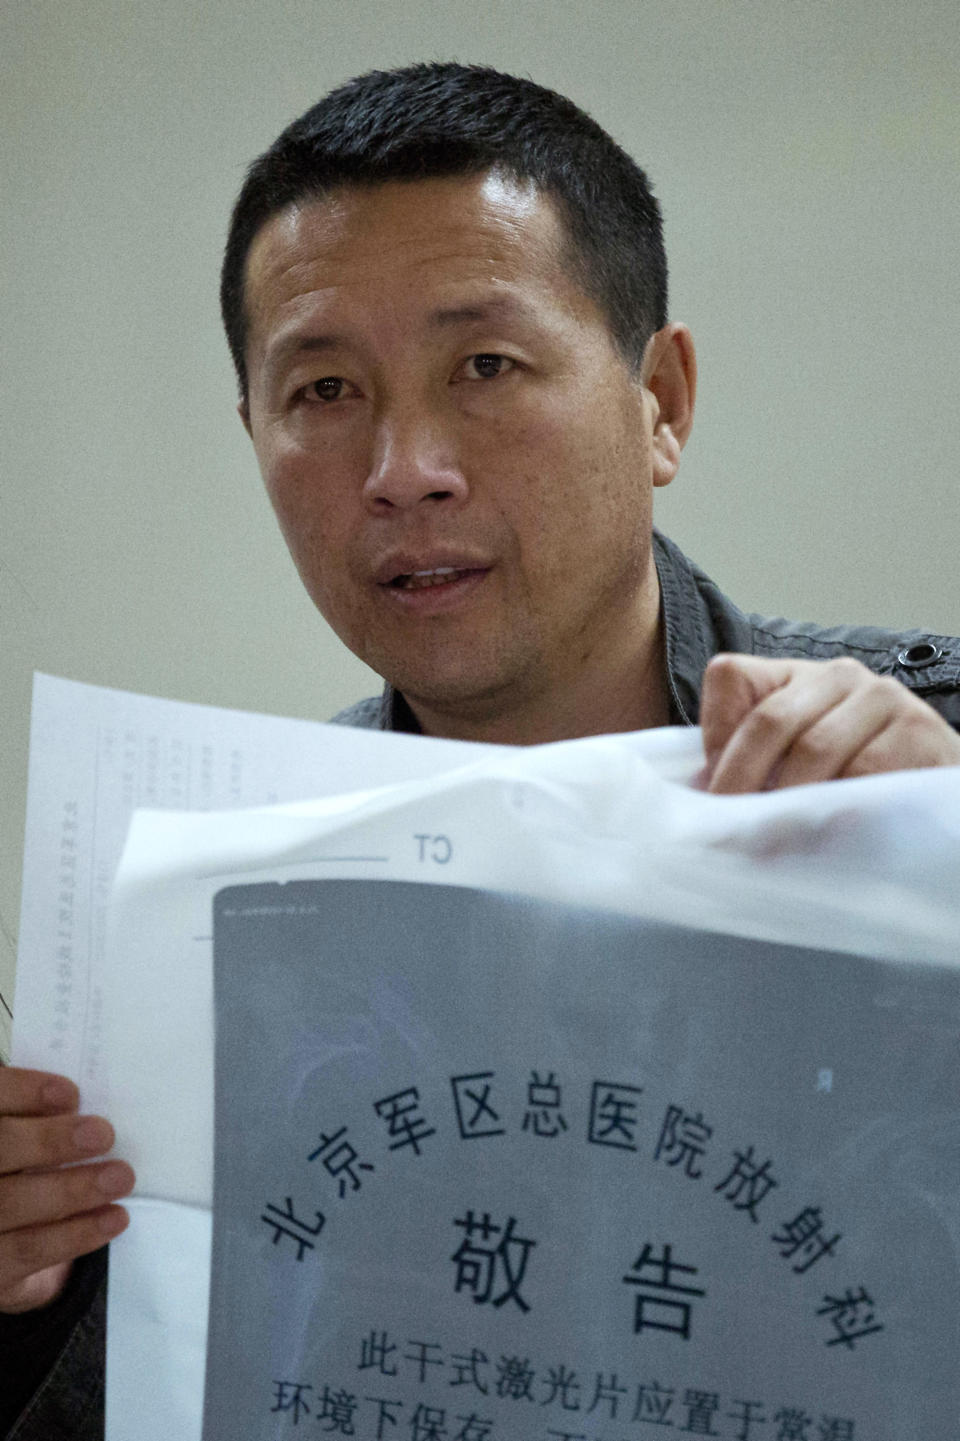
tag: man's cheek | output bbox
[269,480,336,556]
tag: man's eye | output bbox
[462,354,514,381]
[303,377,346,403]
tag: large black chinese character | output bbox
[495,1355,536,1400]
[540,1365,581,1411]
[364,1396,404,1439]
[680,1388,721,1435]
[448,1349,489,1394]
[403,1340,445,1383]
[771,1207,841,1273]
[374,1088,437,1156]
[714,1145,778,1221]
[588,1080,642,1150]
[586,1372,627,1420]
[653,1105,712,1178]
[316,1386,358,1434]
[623,1242,706,1340]
[261,1197,325,1260]
[727,1398,766,1440]
[817,1288,884,1349]
[450,1073,505,1139]
[308,1126,375,1198]
[271,1380,313,1423]
[521,1071,569,1137]
[632,1379,675,1426]
[359,1330,398,1376]
[409,1402,448,1440]
[451,1210,537,1311]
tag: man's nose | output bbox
[362,408,469,511]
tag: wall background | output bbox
[2,0,959,1057]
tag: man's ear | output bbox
[238,398,252,438]
[642,323,697,489]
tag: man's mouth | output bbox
[388,567,479,590]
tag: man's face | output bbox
[241,172,677,734]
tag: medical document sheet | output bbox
[15,673,960,1440]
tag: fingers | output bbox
[0,1205,131,1314]
[701,653,960,794]
[770,686,890,789]
[0,1112,115,1176]
[0,1067,135,1313]
[0,1067,79,1118]
[1,1158,135,1233]
[699,654,798,765]
[841,703,960,777]
[703,656,875,793]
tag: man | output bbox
[1,61,958,1438]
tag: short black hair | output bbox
[221,61,668,400]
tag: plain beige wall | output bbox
[2,0,959,1054]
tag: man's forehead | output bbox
[263,168,546,244]
[243,171,571,322]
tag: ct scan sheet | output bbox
[205,879,958,1440]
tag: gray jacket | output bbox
[4,531,958,1439]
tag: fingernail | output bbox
[95,1162,132,1197]
[74,1117,111,1154]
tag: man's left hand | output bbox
[699,653,960,794]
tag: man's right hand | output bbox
[0,1067,134,1314]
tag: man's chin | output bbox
[383,662,532,732]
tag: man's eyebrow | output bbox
[265,332,347,375]
[265,297,538,374]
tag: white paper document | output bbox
[14,674,960,1441]
[13,672,497,1088]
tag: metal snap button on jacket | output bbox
[897,641,944,669]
